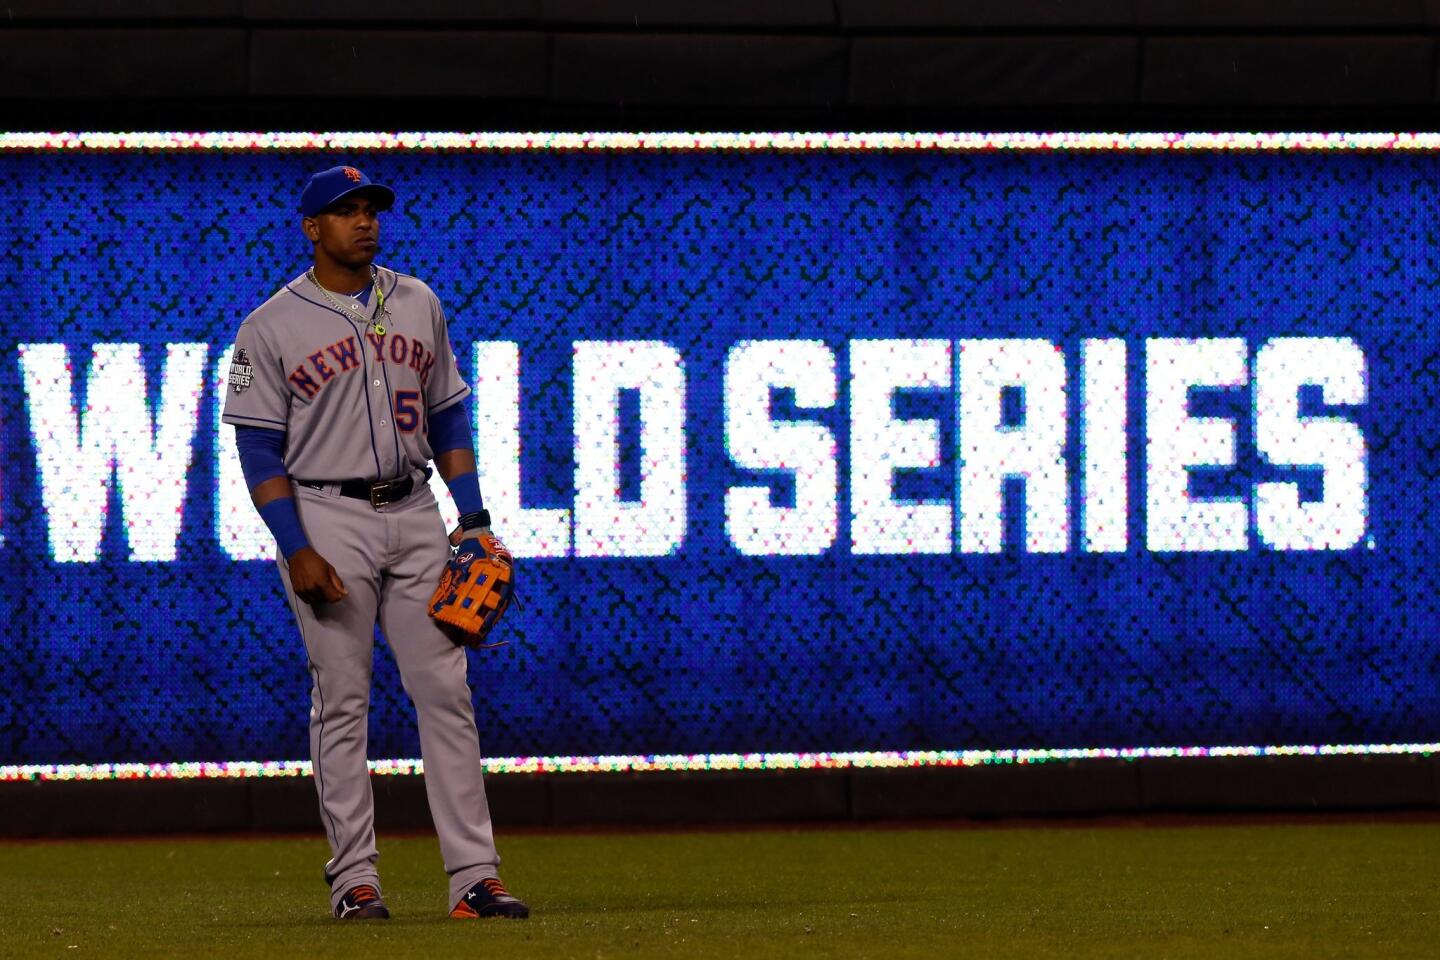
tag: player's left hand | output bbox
[431,527,515,648]
[449,525,513,566]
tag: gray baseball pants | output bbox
[277,474,501,914]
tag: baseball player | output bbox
[222,165,528,921]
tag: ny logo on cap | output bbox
[342,167,363,182]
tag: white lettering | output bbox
[1145,338,1249,552]
[958,338,1069,553]
[573,341,686,557]
[1254,336,1367,550]
[21,342,207,562]
[724,340,838,555]
[850,339,952,554]
[1081,338,1128,552]
[471,341,571,557]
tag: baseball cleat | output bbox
[449,877,530,919]
[334,883,390,920]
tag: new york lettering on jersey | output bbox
[221,265,470,482]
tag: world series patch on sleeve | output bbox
[429,531,516,649]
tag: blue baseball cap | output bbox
[299,165,396,218]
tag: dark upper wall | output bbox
[3,1,1440,130]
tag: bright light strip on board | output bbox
[3,131,1440,151]
[2,742,1435,783]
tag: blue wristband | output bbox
[258,496,310,559]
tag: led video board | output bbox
[1,133,1434,778]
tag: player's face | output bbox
[304,196,382,268]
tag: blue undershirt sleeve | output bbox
[235,426,310,558]
[234,425,289,488]
[428,402,471,457]
[429,402,486,519]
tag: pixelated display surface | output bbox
[1,144,1436,767]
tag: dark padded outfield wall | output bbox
[0,134,1435,774]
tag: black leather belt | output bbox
[298,469,428,507]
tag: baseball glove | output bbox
[429,528,515,649]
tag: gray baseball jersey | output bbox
[224,264,505,914]
[222,265,470,481]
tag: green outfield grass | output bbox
[2,818,1437,959]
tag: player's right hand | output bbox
[290,547,348,605]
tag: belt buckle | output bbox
[369,477,404,507]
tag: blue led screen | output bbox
[0,147,1436,765]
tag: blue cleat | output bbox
[449,877,530,919]
[334,883,390,920]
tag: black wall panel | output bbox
[1139,756,1439,810]
[542,0,837,29]
[250,30,549,99]
[553,34,847,106]
[0,29,246,99]
[838,0,1134,31]
[1143,36,1434,104]
[0,1,242,19]
[241,0,538,23]
[1136,1,1427,30]
[850,36,1137,106]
